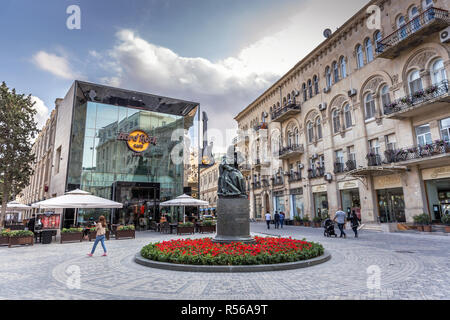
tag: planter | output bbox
[293,221,302,226]
[115,229,135,240]
[0,236,9,246]
[303,222,311,227]
[9,236,33,248]
[422,225,432,232]
[89,230,110,241]
[444,226,450,233]
[177,226,195,235]
[60,232,83,243]
[313,222,321,228]
[198,225,216,234]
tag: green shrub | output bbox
[201,220,216,227]
[441,214,450,226]
[178,222,194,227]
[8,230,34,237]
[294,215,301,222]
[117,225,135,231]
[413,213,431,225]
[303,215,311,222]
[61,228,83,233]
[313,216,322,223]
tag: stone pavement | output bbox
[0,223,449,300]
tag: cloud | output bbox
[32,51,81,80]
[30,96,50,130]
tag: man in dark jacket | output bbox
[350,210,360,238]
[27,214,36,233]
[274,211,280,229]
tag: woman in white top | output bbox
[88,216,107,257]
[265,212,272,230]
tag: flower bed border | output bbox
[134,250,331,273]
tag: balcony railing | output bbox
[345,160,357,172]
[333,162,345,174]
[366,154,383,166]
[308,167,325,179]
[376,7,449,58]
[271,101,301,122]
[385,141,450,164]
[384,80,449,116]
[278,144,304,158]
[288,171,302,182]
[271,175,284,186]
[239,163,252,172]
[252,181,262,189]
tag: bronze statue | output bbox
[217,155,246,198]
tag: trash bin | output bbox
[41,230,53,244]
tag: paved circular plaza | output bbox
[0,223,449,300]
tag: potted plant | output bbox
[177,222,195,235]
[293,215,302,226]
[198,220,216,233]
[115,225,135,240]
[88,227,110,241]
[60,227,84,243]
[8,230,34,247]
[441,214,450,233]
[303,215,311,227]
[313,216,322,228]
[413,214,431,232]
[0,229,11,246]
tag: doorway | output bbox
[377,188,406,223]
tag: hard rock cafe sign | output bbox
[117,130,157,154]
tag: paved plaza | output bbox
[0,223,449,300]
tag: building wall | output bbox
[200,162,220,211]
[235,0,450,225]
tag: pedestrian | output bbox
[279,211,285,229]
[350,210,360,238]
[88,215,108,257]
[27,214,36,233]
[274,211,280,229]
[265,212,272,229]
[333,207,347,238]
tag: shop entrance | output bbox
[111,182,160,230]
[425,178,450,221]
[376,188,406,223]
[340,188,361,220]
[313,192,328,218]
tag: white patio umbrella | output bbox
[6,201,31,211]
[159,194,209,223]
[32,189,123,226]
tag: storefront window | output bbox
[425,178,450,221]
[313,192,328,218]
[291,194,304,218]
[377,188,405,223]
[340,188,361,219]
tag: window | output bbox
[408,70,423,94]
[316,118,323,140]
[318,155,325,168]
[374,31,383,53]
[415,124,432,146]
[309,158,316,171]
[333,61,339,83]
[340,57,347,79]
[398,16,407,40]
[410,6,421,32]
[335,150,344,164]
[332,109,340,133]
[287,130,293,147]
[364,93,376,119]
[365,38,374,63]
[302,83,307,101]
[440,117,450,142]
[369,138,380,155]
[385,134,397,150]
[423,0,433,9]
[344,103,352,128]
[313,75,319,94]
[325,67,332,88]
[432,59,447,84]
[308,79,313,98]
[347,146,356,165]
[381,85,391,109]
[55,146,62,174]
[294,127,299,145]
[307,122,314,143]
[356,45,364,69]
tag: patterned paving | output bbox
[0,223,449,300]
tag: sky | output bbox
[0,0,369,152]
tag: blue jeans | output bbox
[280,219,284,228]
[91,235,107,254]
[337,223,346,237]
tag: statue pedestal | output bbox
[213,197,255,244]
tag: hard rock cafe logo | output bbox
[117,130,156,154]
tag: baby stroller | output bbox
[323,218,337,237]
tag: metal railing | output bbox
[308,167,325,179]
[384,141,450,163]
[366,154,383,166]
[376,7,449,54]
[288,171,302,182]
[279,144,304,157]
[271,101,301,121]
[271,175,284,186]
[384,80,449,115]
[333,162,345,174]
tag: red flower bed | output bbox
[141,237,324,266]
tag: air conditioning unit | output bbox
[319,103,327,111]
[323,87,331,94]
[348,89,357,97]
[440,27,450,43]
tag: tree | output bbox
[0,82,39,228]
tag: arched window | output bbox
[397,16,407,40]
[364,93,376,119]
[423,0,435,21]
[365,38,374,63]
[381,85,391,110]
[302,83,307,101]
[313,75,319,94]
[374,31,383,53]
[325,67,332,88]
[432,59,447,84]
[307,122,314,143]
[408,70,423,94]
[332,109,340,133]
[332,61,339,83]
[272,134,280,154]
[344,104,352,128]
[316,118,322,140]
[340,57,347,79]
[287,130,293,147]
[294,127,299,145]
[308,79,313,98]
[356,45,364,69]
[410,6,421,31]
[423,0,433,8]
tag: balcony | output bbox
[333,162,345,174]
[278,144,305,160]
[239,163,252,174]
[271,175,284,186]
[384,141,450,165]
[288,171,302,183]
[345,160,357,172]
[384,80,449,119]
[308,167,325,179]
[376,7,449,59]
[252,181,262,189]
[366,153,383,167]
[254,158,270,168]
[271,101,301,123]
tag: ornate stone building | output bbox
[234,0,450,230]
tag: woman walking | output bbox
[88,216,107,257]
[350,210,360,238]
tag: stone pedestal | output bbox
[213,197,256,244]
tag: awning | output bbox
[347,166,408,177]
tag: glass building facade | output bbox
[61,81,200,228]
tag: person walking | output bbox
[350,210,360,238]
[88,216,108,257]
[279,211,285,229]
[274,211,280,229]
[333,207,347,238]
[265,212,272,229]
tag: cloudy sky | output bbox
[0,0,368,151]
